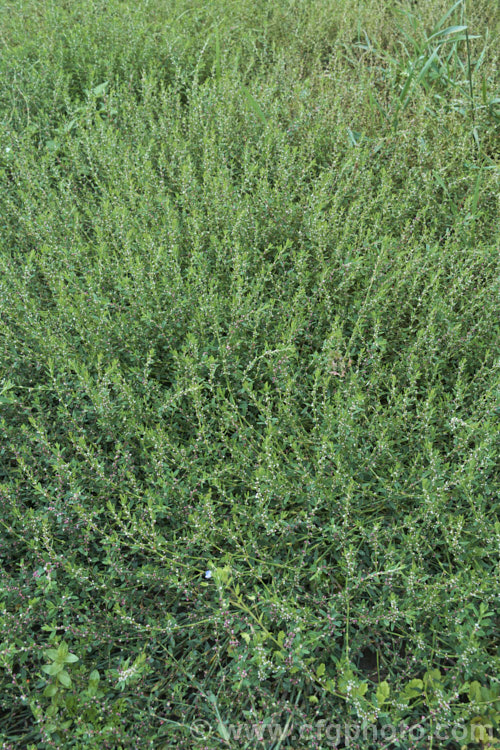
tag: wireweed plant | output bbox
[0,0,499,748]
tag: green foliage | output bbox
[0,0,498,747]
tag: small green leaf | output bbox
[217,722,230,741]
[61,118,78,134]
[88,669,101,696]
[424,668,442,689]
[354,681,368,697]
[57,642,69,661]
[89,669,100,684]
[92,82,109,97]
[403,678,424,699]
[215,565,231,584]
[42,663,64,676]
[468,681,483,702]
[376,681,390,706]
[57,670,72,688]
[316,663,326,678]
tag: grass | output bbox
[0,0,499,748]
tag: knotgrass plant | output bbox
[0,0,499,747]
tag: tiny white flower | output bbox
[5,147,11,153]
[204,570,212,579]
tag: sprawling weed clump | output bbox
[0,0,498,747]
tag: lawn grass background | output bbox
[0,0,499,747]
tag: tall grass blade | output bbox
[427,25,467,43]
[431,0,465,34]
[471,167,484,215]
[215,28,221,83]
[242,85,268,126]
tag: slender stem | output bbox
[465,26,475,123]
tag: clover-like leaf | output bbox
[353,681,368,698]
[468,681,483,702]
[325,679,336,693]
[403,678,423,699]
[376,681,390,706]
[423,668,442,689]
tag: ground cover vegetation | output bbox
[0,0,499,747]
